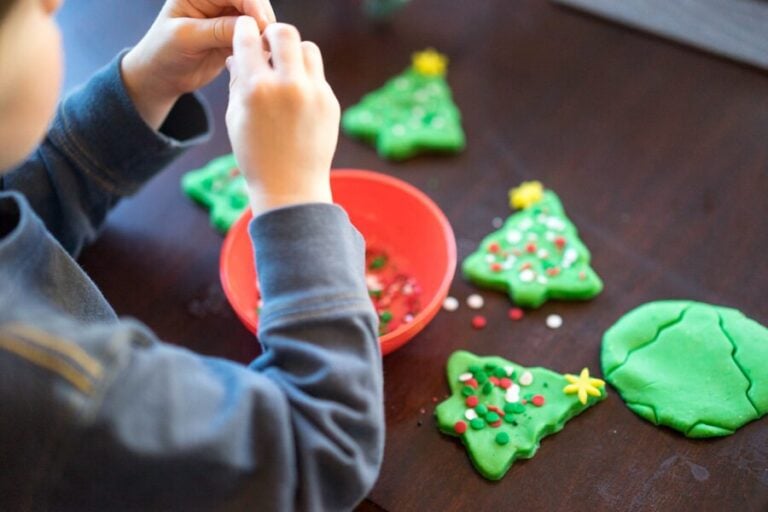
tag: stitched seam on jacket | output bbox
[0,336,95,394]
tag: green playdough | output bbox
[602,300,768,438]
[181,154,249,233]
[435,351,607,480]
[342,49,465,161]
[462,183,602,308]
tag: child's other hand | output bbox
[122,0,275,130]
[226,18,339,216]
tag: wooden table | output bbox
[60,1,768,510]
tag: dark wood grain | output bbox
[60,1,768,511]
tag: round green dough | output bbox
[602,300,768,438]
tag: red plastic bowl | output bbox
[220,169,456,355]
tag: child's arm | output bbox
[1,18,384,511]
[0,0,275,256]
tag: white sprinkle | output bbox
[466,294,485,309]
[519,269,535,283]
[458,372,473,382]
[527,232,538,241]
[442,296,459,312]
[505,386,520,403]
[537,276,548,285]
[547,217,566,231]
[519,219,533,230]
[519,371,534,386]
[545,231,556,241]
[404,314,414,323]
[546,314,563,329]
[465,409,478,421]
[366,275,383,291]
[506,230,522,244]
[485,254,496,263]
[504,366,515,377]
[394,78,410,90]
[537,214,548,223]
[492,217,504,228]
[537,249,549,259]
[431,117,446,129]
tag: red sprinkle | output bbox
[526,243,537,253]
[490,420,503,428]
[521,399,528,405]
[499,378,512,389]
[488,242,501,254]
[467,378,478,389]
[471,315,487,330]
[465,396,479,407]
[490,262,503,272]
[532,395,545,407]
[554,237,566,250]
[489,377,500,386]
[508,308,524,321]
[579,271,586,280]
[488,405,504,415]
[454,421,468,434]
[520,262,532,270]
[546,267,561,277]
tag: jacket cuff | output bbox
[47,50,212,195]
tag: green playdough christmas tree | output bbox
[462,181,603,308]
[435,351,607,480]
[342,49,465,160]
[181,154,249,233]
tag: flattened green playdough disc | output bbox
[602,300,768,438]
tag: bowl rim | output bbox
[220,168,457,355]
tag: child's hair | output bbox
[0,0,17,23]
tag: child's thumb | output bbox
[184,16,239,51]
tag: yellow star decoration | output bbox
[412,48,448,77]
[563,368,605,405]
[509,181,544,210]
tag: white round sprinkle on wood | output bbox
[442,296,459,311]
[466,294,484,309]
[546,314,563,329]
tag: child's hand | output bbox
[122,0,276,130]
[226,18,340,215]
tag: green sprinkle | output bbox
[469,365,482,373]
[486,412,500,423]
[475,371,488,384]
[543,382,549,388]
[495,432,510,445]
[504,403,526,414]
[493,367,507,378]
[503,414,517,423]
[379,310,393,323]
[484,363,497,371]
[482,382,494,394]
[368,290,382,299]
[470,418,485,430]
[461,386,475,397]
[475,404,488,416]
[369,256,387,269]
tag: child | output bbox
[0,1,384,510]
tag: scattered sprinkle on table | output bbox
[546,314,563,329]
[471,315,487,329]
[492,217,503,228]
[508,307,524,321]
[443,296,459,311]
[467,294,485,309]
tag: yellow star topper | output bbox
[412,48,448,77]
[563,368,605,405]
[509,181,544,210]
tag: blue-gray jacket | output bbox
[0,55,384,512]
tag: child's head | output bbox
[0,0,63,172]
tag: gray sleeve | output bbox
[50,204,384,512]
[0,51,211,257]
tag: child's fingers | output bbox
[232,16,268,79]
[264,23,303,78]
[209,0,273,29]
[301,41,325,80]
[181,16,239,51]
